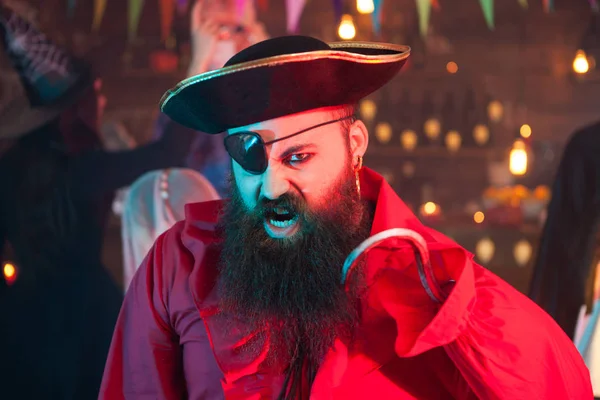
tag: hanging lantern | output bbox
[375,122,392,143]
[424,118,441,140]
[519,124,532,138]
[338,14,356,40]
[513,239,532,267]
[509,139,528,176]
[356,0,374,14]
[475,237,495,264]
[473,124,490,145]
[360,99,377,121]
[402,161,416,178]
[573,50,590,74]
[400,129,418,151]
[487,100,504,122]
[445,130,462,152]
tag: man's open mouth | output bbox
[263,207,300,238]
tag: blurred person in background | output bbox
[152,0,269,198]
[121,168,220,292]
[529,122,600,398]
[0,3,197,398]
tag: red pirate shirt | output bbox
[100,168,592,399]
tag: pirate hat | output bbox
[160,35,410,134]
[0,4,92,138]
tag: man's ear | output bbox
[348,119,369,160]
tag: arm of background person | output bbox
[70,117,199,198]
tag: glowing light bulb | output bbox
[360,99,377,121]
[520,124,532,138]
[573,50,590,74]
[3,263,15,279]
[487,100,504,122]
[445,130,462,152]
[473,211,485,224]
[356,0,374,14]
[446,61,458,74]
[424,118,441,140]
[338,15,356,40]
[475,237,495,264]
[375,122,392,143]
[400,129,418,151]
[473,124,490,145]
[509,139,528,176]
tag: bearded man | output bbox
[100,36,592,399]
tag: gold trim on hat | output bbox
[159,41,410,111]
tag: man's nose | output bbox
[260,164,291,200]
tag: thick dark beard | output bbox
[216,166,372,387]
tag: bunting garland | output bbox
[372,0,383,35]
[92,0,107,32]
[542,0,553,12]
[285,0,306,34]
[332,0,343,22]
[159,0,175,42]
[128,0,145,42]
[61,0,565,44]
[416,0,431,38]
[67,0,76,18]
[479,0,494,30]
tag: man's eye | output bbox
[287,153,311,164]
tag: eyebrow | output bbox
[278,143,317,160]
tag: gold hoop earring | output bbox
[354,155,363,197]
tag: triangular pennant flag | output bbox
[128,0,145,42]
[159,0,175,42]
[518,0,528,8]
[257,0,269,12]
[543,0,554,12]
[431,0,440,11]
[67,0,76,18]
[372,0,383,35]
[285,0,306,34]
[332,0,343,22]
[416,0,431,38]
[92,0,107,32]
[478,0,494,30]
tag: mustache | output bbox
[250,193,306,219]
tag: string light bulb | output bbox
[573,50,590,74]
[360,99,377,121]
[356,0,374,14]
[375,122,392,143]
[338,14,356,40]
[520,124,532,138]
[509,139,528,176]
[424,118,441,140]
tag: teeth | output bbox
[269,215,298,228]
[274,207,290,215]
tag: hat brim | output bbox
[159,41,410,134]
